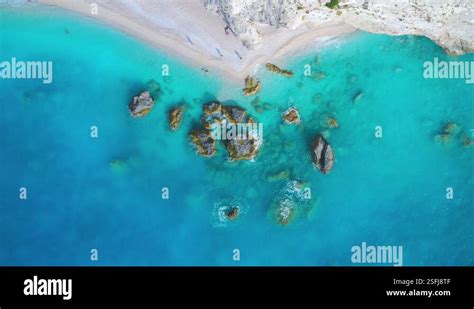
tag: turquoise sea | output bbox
[0,5,473,266]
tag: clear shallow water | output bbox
[0,6,473,266]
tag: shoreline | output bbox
[35,0,356,84]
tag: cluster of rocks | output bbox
[435,122,473,148]
[242,75,261,96]
[189,101,262,161]
[265,63,293,77]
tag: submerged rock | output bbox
[443,122,461,135]
[146,79,162,99]
[169,105,185,131]
[189,129,216,157]
[222,105,247,124]
[461,135,474,148]
[353,90,363,104]
[225,133,261,161]
[435,122,461,144]
[129,91,155,118]
[274,197,295,226]
[282,107,301,125]
[265,63,293,77]
[323,115,339,129]
[242,75,261,96]
[270,180,312,226]
[266,169,290,182]
[311,135,334,174]
[109,159,128,173]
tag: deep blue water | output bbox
[0,5,473,266]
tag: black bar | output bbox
[0,267,472,305]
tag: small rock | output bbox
[282,107,301,125]
[323,115,339,129]
[242,75,261,96]
[225,207,240,220]
[169,105,185,131]
[265,63,293,77]
[129,91,155,118]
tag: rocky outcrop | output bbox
[265,63,293,77]
[169,105,185,131]
[311,135,334,174]
[202,0,474,55]
[242,75,261,96]
[129,91,155,118]
[282,107,300,125]
[189,129,216,157]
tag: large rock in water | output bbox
[311,135,334,174]
[129,91,155,118]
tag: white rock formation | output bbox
[202,0,474,55]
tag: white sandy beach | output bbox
[37,0,356,82]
